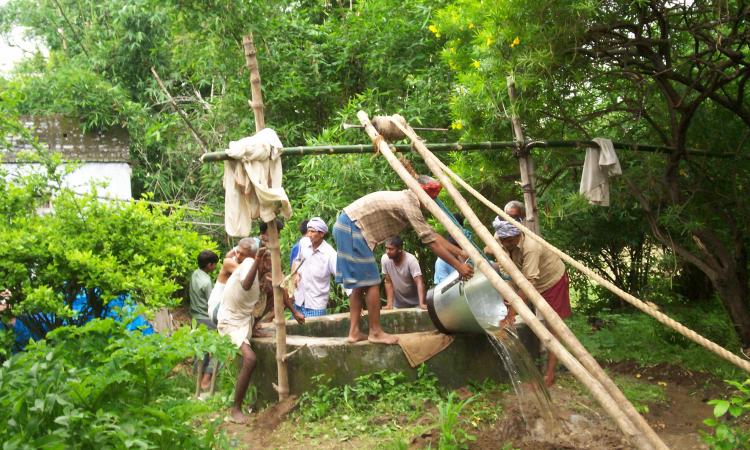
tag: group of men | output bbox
[187,216,345,423]
[189,177,572,422]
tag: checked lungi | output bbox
[333,212,381,289]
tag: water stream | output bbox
[485,326,557,429]
[434,271,558,431]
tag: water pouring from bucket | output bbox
[427,270,558,429]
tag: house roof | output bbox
[2,115,130,163]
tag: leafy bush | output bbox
[0,318,235,449]
[701,379,750,450]
[0,153,216,339]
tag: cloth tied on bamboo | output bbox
[223,128,292,237]
[494,220,521,239]
[579,138,622,207]
[307,217,328,233]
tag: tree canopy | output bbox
[1,0,750,346]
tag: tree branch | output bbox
[150,67,210,154]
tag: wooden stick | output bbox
[194,360,203,398]
[387,114,670,450]
[150,67,210,154]
[242,33,290,402]
[283,344,308,362]
[356,110,656,450]
[507,76,540,234]
[209,360,221,395]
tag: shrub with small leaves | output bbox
[701,379,750,450]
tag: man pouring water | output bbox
[492,220,572,386]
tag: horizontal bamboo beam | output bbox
[200,142,516,161]
[201,140,736,162]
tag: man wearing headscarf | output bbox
[333,176,474,345]
[291,217,338,318]
[493,220,571,386]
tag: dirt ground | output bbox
[218,361,727,449]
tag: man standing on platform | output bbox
[333,175,474,345]
[292,217,337,318]
[381,236,426,310]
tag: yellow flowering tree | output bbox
[431,0,750,348]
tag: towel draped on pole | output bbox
[579,137,622,207]
[223,128,292,237]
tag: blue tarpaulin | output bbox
[1,291,153,352]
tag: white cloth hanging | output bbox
[223,128,292,237]
[579,138,622,206]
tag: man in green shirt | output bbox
[190,250,219,390]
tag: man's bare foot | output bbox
[368,331,399,345]
[228,407,250,424]
[544,372,555,387]
[200,373,212,390]
[346,332,368,343]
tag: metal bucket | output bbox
[427,271,507,334]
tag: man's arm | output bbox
[433,234,468,261]
[427,239,473,280]
[218,255,239,283]
[414,275,426,310]
[383,273,395,309]
[241,249,266,291]
[282,287,305,324]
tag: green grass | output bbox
[288,366,509,446]
[567,309,744,380]
[612,374,669,413]
[557,370,668,414]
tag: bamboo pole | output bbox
[385,114,669,450]
[200,141,736,161]
[201,141,518,160]
[150,67,210,154]
[356,110,655,450]
[243,33,290,401]
[507,76,540,235]
[244,35,265,131]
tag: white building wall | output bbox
[2,162,132,200]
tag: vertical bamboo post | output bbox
[243,33,289,401]
[506,76,540,235]
[356,111,654,450]
[244,35,265,131]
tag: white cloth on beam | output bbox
[579,138,622,206]
[223,128,292,237]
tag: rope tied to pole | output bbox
[371,114,407,141]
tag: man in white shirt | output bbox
[381,236,426,310]
[292,217,337,317]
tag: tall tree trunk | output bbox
[712,273,750,348]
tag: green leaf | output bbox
[713,400,730,417]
